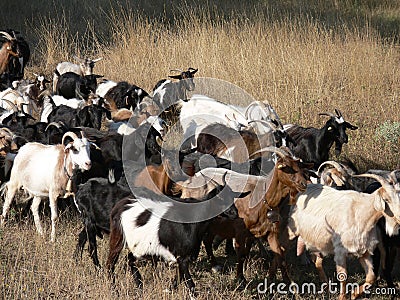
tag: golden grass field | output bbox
[1,1,400,299]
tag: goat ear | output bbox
[345,121,358,130]
[64,143,73,152]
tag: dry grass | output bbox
[1,1,400,299]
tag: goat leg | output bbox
[203,232,222,272]
[267,232,290,283]
[74,228,87,262]
[352,253,375,299]
[127,252,143,288]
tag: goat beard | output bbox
[334,141,343,157]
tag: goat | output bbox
[363,170,400,288]
[286,173,400,300]
[96,80,149,110]
[285,109,358,169]
[74,170,132,267]
[47,100,111,130]
[106,180,248,296]
[55,71,103,100]
[153,67,198,124]
[196,122,275,163]
[0,30,29,84]
[177,147,313,286]
[1,131,93,242]
[179,94,249,149]
[52,56,102,93]
[122,116,166,165]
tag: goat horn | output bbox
[389,170,400,184]
[45,122,63,131]
[0,127,14,137]
[352,173,394,192]
[249,146,289,159]
[73,55,84,62]
[0,31,14,41]
[317,161,345,176]
[0,99,19,112]
[92,57,103,62]
[156,136,163,147]
[319,112,336,118]
[335,109,343,118]
[61,131,79,145]
[170,69,183,73]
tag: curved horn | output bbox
[170,69,184,73]
[319,112,336,118]
[156,136,163,147]
[92,57,103,62]
[61,131,79,145]
[0,31,14,41]
[317,161,345,176]
[0,99,18,112]
[0,127,14,137]
[352,173,394,192]
[249,146,289,159]
[248,119,277,129]
[73,55,84,62]
[45,122,63,131]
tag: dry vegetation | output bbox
[1,0,400,299]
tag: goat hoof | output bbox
[211,265,223,273]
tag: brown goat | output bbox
[196,123,275,163]
[181,147,313,286]
[0,31,20,75]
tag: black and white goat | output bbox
[106,181,249,295]
[96,80,149,110]
[152,67,198,124]
[55,71,103,100]
[52,56,102,93]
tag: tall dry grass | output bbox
[1,1,400,299]
[29,5,400,170]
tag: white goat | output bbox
[1,132,92,242]
[180,94,249,148]
[287,172,400,300]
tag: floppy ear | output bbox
[345,121,358,130]
[64,143,73,152]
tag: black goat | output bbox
[286,109,357,169]
[47,101,111,130]
[122,119,164,165]
[74,171,132,267]
[55,71,103,100]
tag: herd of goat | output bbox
[0,29,400,299]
